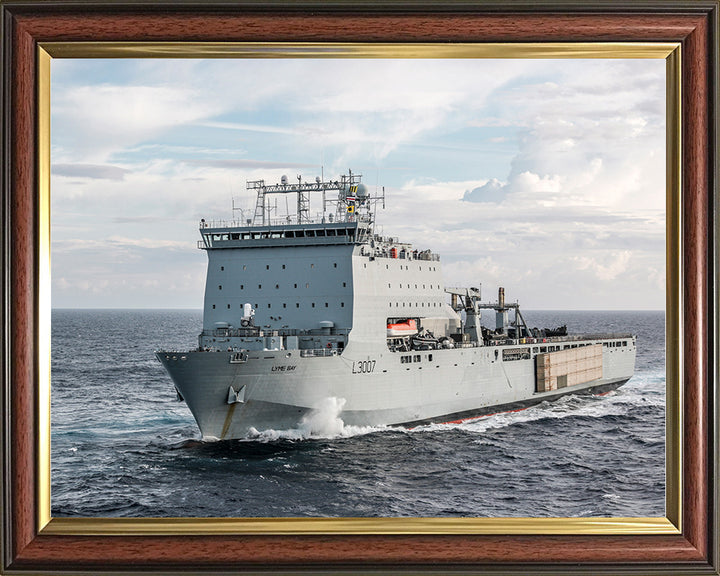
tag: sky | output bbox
[50,57,666,310]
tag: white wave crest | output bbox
[411,374,666,435]
[246,397,385,442]
[300,396,347,437]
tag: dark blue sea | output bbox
[51,310,664,518]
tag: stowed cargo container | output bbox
[535,344,603,392]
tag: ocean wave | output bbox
[51,309,666,518]
[407,374,665,436]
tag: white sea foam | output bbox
[411,372,666,435]
[245,397,386,442]
[299,396,347,437]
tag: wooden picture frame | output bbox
[2,1,717,573]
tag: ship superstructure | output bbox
[156,171,636,440]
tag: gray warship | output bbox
[156,170,636,440]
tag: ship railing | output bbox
[201,327,350,339]
[368,249,440,262]
[198,229,363,249]
[299,348,338,358]
[568,332,634,341]
[486,333,634,346]
[200,219,246,229]
[261,216,328,227]
[533,332,634,343]
[202,327,293,338]
[202,327,263,338]
[200,214,370,230]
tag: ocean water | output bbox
[51,309,665,518]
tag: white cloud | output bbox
[52,163,131,180]
[488,61,665,213]
[52,84,218,162]
[468,117,526,128]
[198,121,300,136]
[374,168,664,310]
[572,251,632,281]
[50,58,666,310]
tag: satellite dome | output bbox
[281,175,288,185]
[315,176,321,183]
[355,183,369,198]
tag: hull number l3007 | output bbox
[352,360,376,374]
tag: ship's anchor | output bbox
[227,385,246,404]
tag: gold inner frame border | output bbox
[36,41,682,537]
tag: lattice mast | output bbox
[244,170,383,227]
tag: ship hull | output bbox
[158,172,638,441]
[156,339,636,440]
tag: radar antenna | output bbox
[245,169,380,228]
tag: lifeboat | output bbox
[387,319,418,337]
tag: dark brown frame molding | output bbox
[1,1,718,574]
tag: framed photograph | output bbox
[2,1,717,574]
